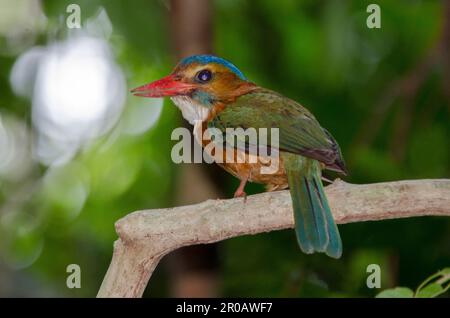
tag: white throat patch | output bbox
[170,96,210,125]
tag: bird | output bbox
[131,55,347,258]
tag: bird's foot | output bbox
[233,176,249,202]
[233,189,247,202]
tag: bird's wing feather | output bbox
[208,88,346,172]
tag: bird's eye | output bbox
[196,69,212,83]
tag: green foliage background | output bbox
[0,0,448,297]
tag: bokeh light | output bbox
[0,113,32,181]
[0,0,46,55]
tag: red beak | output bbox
[131,74,195,97]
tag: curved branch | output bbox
[97,179,450,297]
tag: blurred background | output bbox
[0,0,449,297]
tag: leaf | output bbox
[416,283,444,298]
[376,287,414,298]
[438,268,450,276]
[414,267,450,298]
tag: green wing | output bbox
[208,88,346,173]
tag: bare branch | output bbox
[97,179,450,297]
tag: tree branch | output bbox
[97,179,450,297]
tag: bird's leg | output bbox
[233,176,248,201]
[321,175,333,184]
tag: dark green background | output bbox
[0,0,448,297]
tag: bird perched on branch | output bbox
[132,55,347,258]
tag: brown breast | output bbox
[196,122,288,190]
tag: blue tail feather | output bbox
[312,177,342,258]
[286,163,342,258]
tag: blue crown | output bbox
[180,55,247,80]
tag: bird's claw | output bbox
[233,190,247,202]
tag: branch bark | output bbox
[97,179,450,297]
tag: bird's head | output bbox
[131,55,254,107]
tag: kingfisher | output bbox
[131,55,347,258]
